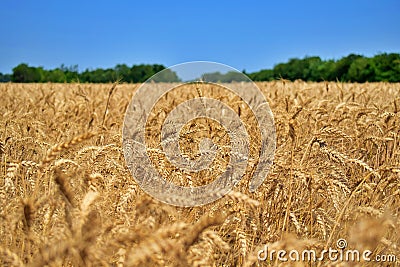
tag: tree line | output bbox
[248,53,400,82]
[1,63,180,83]
[0,53,399,83]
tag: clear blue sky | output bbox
[1,0,399,74]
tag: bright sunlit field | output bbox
[0,81,399,266]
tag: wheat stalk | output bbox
[41,132,96,167]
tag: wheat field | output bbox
[0,81,399,266]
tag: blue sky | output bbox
[0,0,399,74]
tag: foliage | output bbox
[12,63,44,83]
[249,53,400,82]
[3,53,400,83]
[7,63,179,83]
[0,72,11,82]
[201,71,248,82]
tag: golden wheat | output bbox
[0,81,399,266]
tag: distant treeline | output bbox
[0,64,180,83]
[0,53,399,83]
[248,53,400,82]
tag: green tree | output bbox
[63,65,79,82]
[248,69,274,81]
[302,56,323,81]
[273,56,323,81]
[115,64,131,82]
[221,71,248,82]
[12,64,44,82]
[152,69,180,82]
[333,54,363,81]
[273,59,303,80]
[372,53,400,82]
[47,69,67,82]
[317,60,337,81]
[0,73,11,82]
[200,71,247,82]
[130,64,165,82]
[200,71,221,82]
[347,57,376,82]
